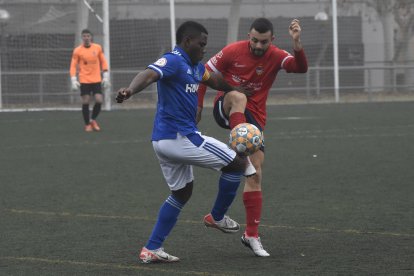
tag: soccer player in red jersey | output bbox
[198,18,308,257]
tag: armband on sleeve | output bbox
[202,69,210,82]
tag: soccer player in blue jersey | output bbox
[116,21,253,264]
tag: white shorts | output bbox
[152,132,236,191]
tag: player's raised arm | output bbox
[116,68,159,103]
[283,19,308,73]
[289,19,303,51]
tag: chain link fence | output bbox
[0,0,413,110]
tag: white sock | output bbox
[244,156,256,177]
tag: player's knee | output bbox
[227,90,247,105]
[171,181,193,204]
[221,155,246,173]
[95,95,103,104]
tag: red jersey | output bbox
[198,40,307,129]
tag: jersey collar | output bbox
[173,45,194,66]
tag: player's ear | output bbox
[271,35,275,42]
[183,35,192,48]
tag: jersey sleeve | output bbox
[69,48,79,77]
[147,54,178,79]
[98,45,109,71]
[205,45,233,74]
[282,49,308,73]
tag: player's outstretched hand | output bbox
[289,19,301,40]
[116,88,132,103]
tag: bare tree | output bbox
[339,0,414,89]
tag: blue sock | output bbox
[145,195,184,250]
[211,172,242,221]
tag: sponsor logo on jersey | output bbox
[248,81,263,91]
[185,83,199,93]
[231,74,241,83]
[216,50,224,59]
[211,57,218,66]
[172,50,182,56]
[256,64,264,75]
[234,62,246,68]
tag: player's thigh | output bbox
[213,96,230,129]
[152,149,194,191]
[81,94,91,104]
[94,93,103,103]
[249,149,264,169]
[153,133,236,171]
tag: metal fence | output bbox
[0,0,413,110]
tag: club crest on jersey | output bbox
[154,57,167,67]
[256,64,264,75]
[185,83,199,93]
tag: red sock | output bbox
[229,112,246,129]
[243,191,262,238]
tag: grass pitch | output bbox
[1,102,413,275]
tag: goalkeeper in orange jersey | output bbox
[70,29,110,132]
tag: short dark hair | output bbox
[176,21,208,44]
[250,18,273,35]
[81,29,92,35]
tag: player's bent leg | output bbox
[222,90,247,115]
[223,91,248,129]
[221,155,246,174]
[154,133,244,235]
[171,181,193,204]
[205,168,243,233]
[204,153,245,234]
[213,93,248,130]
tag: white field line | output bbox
[1,139,147,150]
[4,208,413,238]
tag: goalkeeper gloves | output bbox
[102,71,111,88]
[71,76,80,91]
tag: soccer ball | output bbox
[229,123,262,156]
